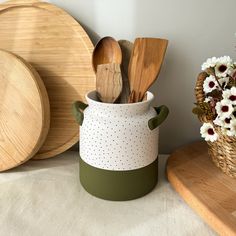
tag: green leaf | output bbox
[227,77,236,88]
[206,89,222,99]
[192,107,204,115]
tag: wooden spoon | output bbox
[96,63,122,103]
[128,38,168,103]
[118,40,133,103]
[92,36,122,73]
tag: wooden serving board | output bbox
[0,49,50,171]
[167,141,236,236]
[0,0,95,159]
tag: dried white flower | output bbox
[222,87,236,105]
[215,99,234,119]
[200,123,218,142]
[201,57,218,71]
[203,75,219,94]
[215,56,233,78]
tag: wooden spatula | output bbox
[118,40,133,103]
[96,63,122,103]
[128,38,168,103]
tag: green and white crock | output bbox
[73,91,169,201]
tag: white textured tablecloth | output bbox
[0,152,216,236]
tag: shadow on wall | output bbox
[50,0,236,153]
[51,0,203,154]
[132,0,236,153]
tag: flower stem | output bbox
[214,73,223,90]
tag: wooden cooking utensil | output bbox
[118,40,133,103]
[0,49,50,171]
[92,36,122,73]
[0,0,95,159]
[96,63,122,103]
[128,38,168,103]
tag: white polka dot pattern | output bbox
[80,91,159,171]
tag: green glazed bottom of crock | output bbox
[79,156,158,201]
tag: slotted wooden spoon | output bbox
[96,63,122,103]
[128,38,168,103]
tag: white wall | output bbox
[2,0,236,153]
[49,0,236,153]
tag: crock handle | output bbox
[148,105,169,130]
[72,101,88,126]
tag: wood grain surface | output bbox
[118,40,133,103]
[128,38,168,102]
[92,36,122,73]
[96,63,122,103]
[167,141,236,236]
[0,49,50,171]
[0,0,95,159]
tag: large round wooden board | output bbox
[167,141,236,236]
[0,49,50,171]
[0,0,95,159]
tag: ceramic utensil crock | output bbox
[73,91,169,201]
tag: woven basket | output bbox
[195,72,236,178]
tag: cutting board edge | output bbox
[167,149,236,236]
[0,0,95,159]
[0,0,95,54]
[34,132,79,159]
[0,49,50,171]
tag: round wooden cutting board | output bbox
[0,0,95,159]
[0,50,50,171]
[167,141,236,236]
